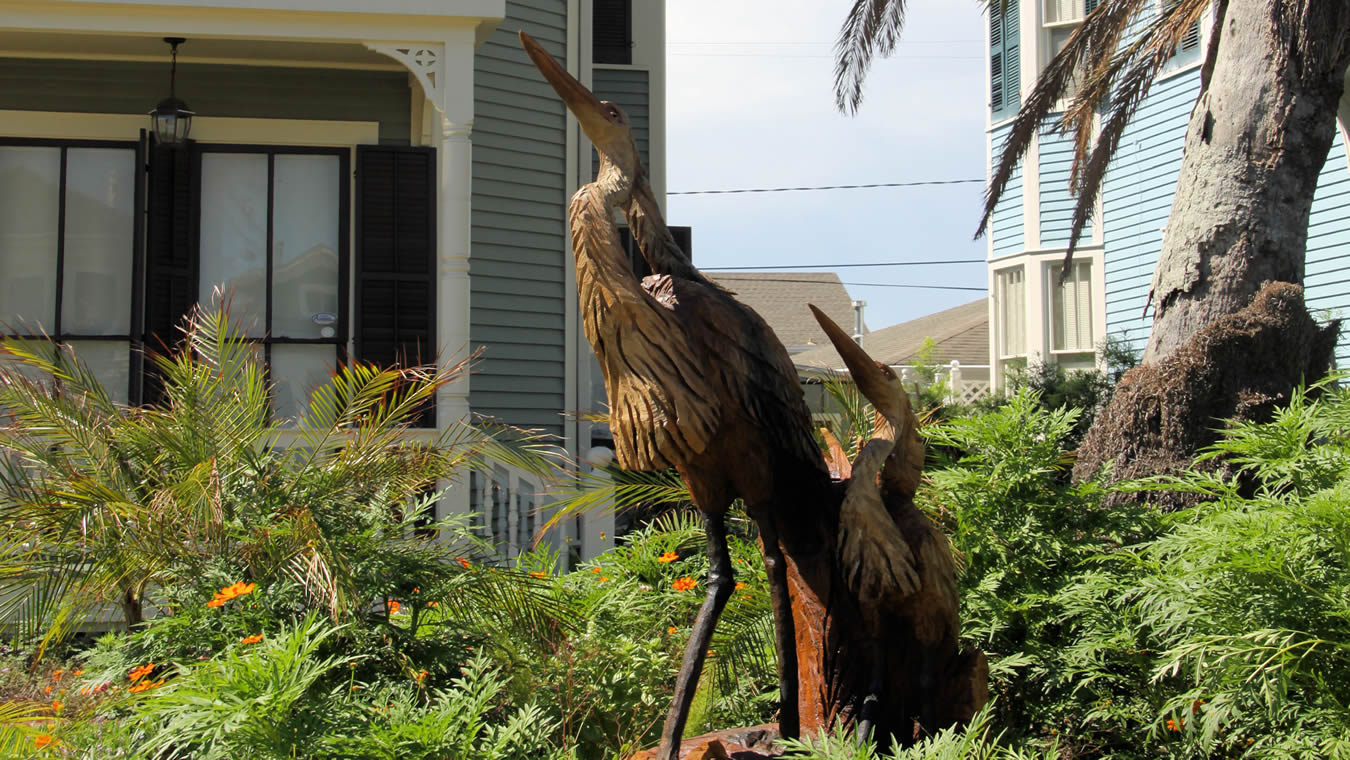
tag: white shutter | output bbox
[1051,262,1094,351]
[998,268,1026,358]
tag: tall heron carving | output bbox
[520,30,985,758]
[519,31,822,753]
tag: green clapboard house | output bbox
[0,0,669,564]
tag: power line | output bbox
[726,276,985,292]
[668,52,981,60]
[668,179,984,196]
[705,260,984,270]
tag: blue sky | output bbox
[665,0,990,331]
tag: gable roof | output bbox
[706,272,863,353]
[793,297,989,370]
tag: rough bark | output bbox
[1079,0,1350,490]
[1076,282,1339,507]
[1144,0,1350,362]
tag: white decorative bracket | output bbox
[364,42,445,111]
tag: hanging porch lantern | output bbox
[150,37,194,145]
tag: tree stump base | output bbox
[624,724,783,760]
[1074,282,1340,507]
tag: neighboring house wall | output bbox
[469,0,570,436]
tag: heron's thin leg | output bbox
[856,638,886,743]
[757,516,799,738]
[658,512,734,760]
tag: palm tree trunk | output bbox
[1144,0,1350,361]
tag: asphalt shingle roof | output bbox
[793,297,989,370]
[706,272,863,353]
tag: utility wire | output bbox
[725,276,985,292]
[704,260,984,270]
[668,179,984,196]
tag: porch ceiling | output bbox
[0,31,400,70]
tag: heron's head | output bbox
[520,30,642,180]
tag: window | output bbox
[196,146,348,420]
[1049,261,1094,351]
[0,138,378,420]
[1042,0,1099,99]
[593,0,632,65]
[990,0,1021,119]
[996,267,1026,358]
[0,141,138,403]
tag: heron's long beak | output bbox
[808,303,903,421]
[519,30,616,148]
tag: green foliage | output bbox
[779,707,1056,760]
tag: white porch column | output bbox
[437,33,476,519]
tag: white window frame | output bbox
[1046,258,1095,354]
[995,265,1028,361]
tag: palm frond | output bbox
[974,0,1215,277]
[833,0,909,114]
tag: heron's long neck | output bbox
[569,181,645,336]
[623,179,707,284]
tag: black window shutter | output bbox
[355,145,437,426]
[142,140,199,404]
[593,0,632,65]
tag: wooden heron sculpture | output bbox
[520,30,827,756]
[520,30,985,758]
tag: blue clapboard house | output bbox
[984,0,1350,388]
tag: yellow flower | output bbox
[657,552,679,563]
[671,577,697,592]
[241,633,264,645]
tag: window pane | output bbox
[65,340,130,405]
[272,155,341,338]
[0,147,60,332]
[998,268,1025,357]
[271,344,336,422]
[199,154,268,336]
[63,149,136,336]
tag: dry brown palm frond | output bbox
[834,0,909,114]
[974,0,1216,278]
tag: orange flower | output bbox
[240,633,264,645]
[72,669,82,676]
[672,577,697,592]
[591,567,602,574]
[207,581,255,607]
[78,686,89,695]
[412,587,420,594]
[415,669,429,682]
[43,685,51,694]
[657,552,679,563]
[129,678,165,694]
[50,701,62,713]
[387,600,402,615]
[529,571,547,579]
[1191,699,1205,713]
[51,669,63,682]
[427,601,440,608]
[735,582,747,590]
[128,663,155,683]
[207,597,227,608]
[456,557,471,569]
[667,626,678,634]
[1166,718,1183,732]
[597,576,610,583]
[34,734,53,749]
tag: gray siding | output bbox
[0,58,411,144]
[469,0,570,434]
[591,68,650,178]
